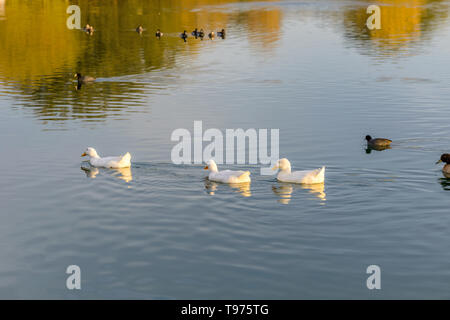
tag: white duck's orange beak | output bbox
[81,152,87,157]
[272,165,279,171]
[204,166,209,170]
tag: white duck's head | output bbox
[81,147,99,158]
[272,158,291,173]
[204,159,219,172]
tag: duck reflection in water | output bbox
[365,145,392,154]
[180,30,188,42]
[439,177,450,190]
[204,179,251,197]
[272,182,326,204]
[81,165,133,183]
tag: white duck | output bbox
[204,159,251,183]
[272,158,325,184]
[81,147,131,168]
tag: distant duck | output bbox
[74,73,95,83]
[365,135,392,148]
[181,30,188,42]
[217,29,225,38]
[436,154,450,176]
[204,159,251,183]
[192,28,198,37]
[198,28,205,40]
[208,31,215,39]
[272,158,325,184]
[155,29,163,38]
[136,25,144,33]
[84,24,94,35]
[81,147,131,169]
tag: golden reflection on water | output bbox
[81,166,133,183]
[272,183,326,204]
[343,0,449,56]
[0,0,281,81]
[0,0,282,123]
[0,0,449,123]
[205,179,252,197]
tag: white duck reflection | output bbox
[204,179,251,197]
[272,182,326,204]
[81,165,133,183]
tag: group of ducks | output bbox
[365,135,450,177]
[80,135,450,189]
[181,28,226,41]
[136,26,225,41]
[83,23,225,42]
[80,147,325,185]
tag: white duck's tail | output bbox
[316,166,325,183]
[239,171,251,179]
[119,152,131,166]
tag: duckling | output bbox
[155,29,163,38]
[84,24,94,35]
[191,28,198,37]
[208,31,215,39]
[136,25,144,34]
[74,73,96,83]
[436,154,450,176]
[365,135,392,148]
[217,29,225,39]
[180,30,188,41]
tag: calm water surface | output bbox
[1,0,450,299]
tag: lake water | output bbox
[1,0,450,299]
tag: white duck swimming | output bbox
[81,147,131,168]
[272,158,325,184]
[204,159,251,183]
